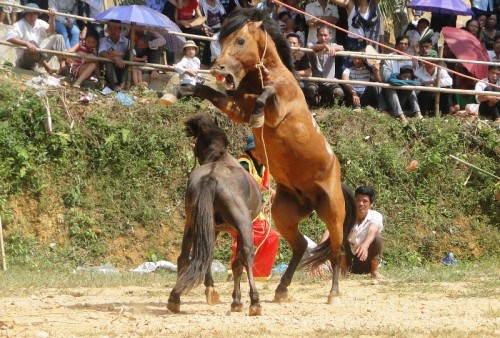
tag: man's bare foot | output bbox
[399,114,409,124]
[151,70,159,78]
[113,85,123,92]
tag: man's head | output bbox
[493,34,500,55]
[487,65,500,83]
[395,35,409,52]
[106,21,122,42]
[316,26,333,44]
[287,32,301,48]
[22,3,40,25]
[355,185,376,216]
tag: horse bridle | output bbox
[255,28,270,88]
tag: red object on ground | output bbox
[441,27,490,80]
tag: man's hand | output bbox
[48,8,56,17]
[25,41,38,52]
[355,244,369,261]
[352,93,360,107]
[184,69,197,77]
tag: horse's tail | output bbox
[303,184,357,269]
[176,183,216,294]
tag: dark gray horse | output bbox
[167,113,263,316]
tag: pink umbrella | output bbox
[442,27,489,79]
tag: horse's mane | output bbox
[185,114,229,164]
[219,8,295,72]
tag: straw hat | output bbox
[364,44,380,66]
[182,40,199,52]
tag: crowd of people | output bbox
[3,0,500,122]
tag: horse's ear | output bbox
[247,20,263,33]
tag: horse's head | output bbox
[212,8,294,91]
[184,114,229,165]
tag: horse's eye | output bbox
[237,38,245,46]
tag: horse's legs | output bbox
[250,86,276,128]
[167,223,193,313]
[204,232,220,305]
[231,220,262,316]
[315,177,346,303]
[271,186,311,303]
[171,84,250,123]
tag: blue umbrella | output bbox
[95,5,185,51]
[408,0,474,16]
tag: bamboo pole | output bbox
[3,40,500,97]
[434,45,444,117]
[0,216,6,271]
[449,155,500,180]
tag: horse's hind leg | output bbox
[167,224,193,313]
[232,223,262,316]
[271,187,310,303]
[204,232,220,305]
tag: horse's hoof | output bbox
[327,293,340,304]
[159,93,177,106]
[272,290,289,303]
[249,114,265,128]
[167,301,180,313]
[248,304,262,316]
[231,302,244,312]
[205,287,220,305]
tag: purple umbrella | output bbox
[408,0,474,16]
[95,5,185,52]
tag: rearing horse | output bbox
[167,8,356,304]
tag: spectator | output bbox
[228,134,279,282]
[463,19,482,40]
[392,0,409,40]
[382,35,420,123]
[98,21,131,92]
[199,0,225,66]
[256,0,278,20]
[6,4,67,74]
[477,14,487,30]
[277,10,292,33]
[174,40,201,86]
[175,0,209,66]
[77,0,105,39]
[386,65,422,122]
[407,18,430,56]
[222,0,252,16]
[68,27,101,88]
[415,49,454,116]
[132,28,166,79]
[304,0,339,45]
[341,47,381,110]
[472,0,494,18]
[48,0,80,50]
[320,185,384,278]
[303,25,344,108]
[475,65,500,122]
[0,0,22,25]
[489,34,500,61]
[287,32,312,106]
[480,13,498,50]
[335,0,384,54]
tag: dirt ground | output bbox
[0,273,498,337]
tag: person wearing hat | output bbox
[173,40,201,86]
[414,49,454,116]
[382,35,422,123]
[6,3,67,74]
[386,65,422,122]
[406,18,430,56]
[228,134,279,282]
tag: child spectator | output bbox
[131,51,148,89]
[174,40,201,86]
[69,28,101,88]
[341,48,381,110]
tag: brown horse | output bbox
[167,8,356,303]
[167,113,263,316]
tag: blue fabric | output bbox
[55,21,80,50]
[388,73,417,86]
[245,134,256,151]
